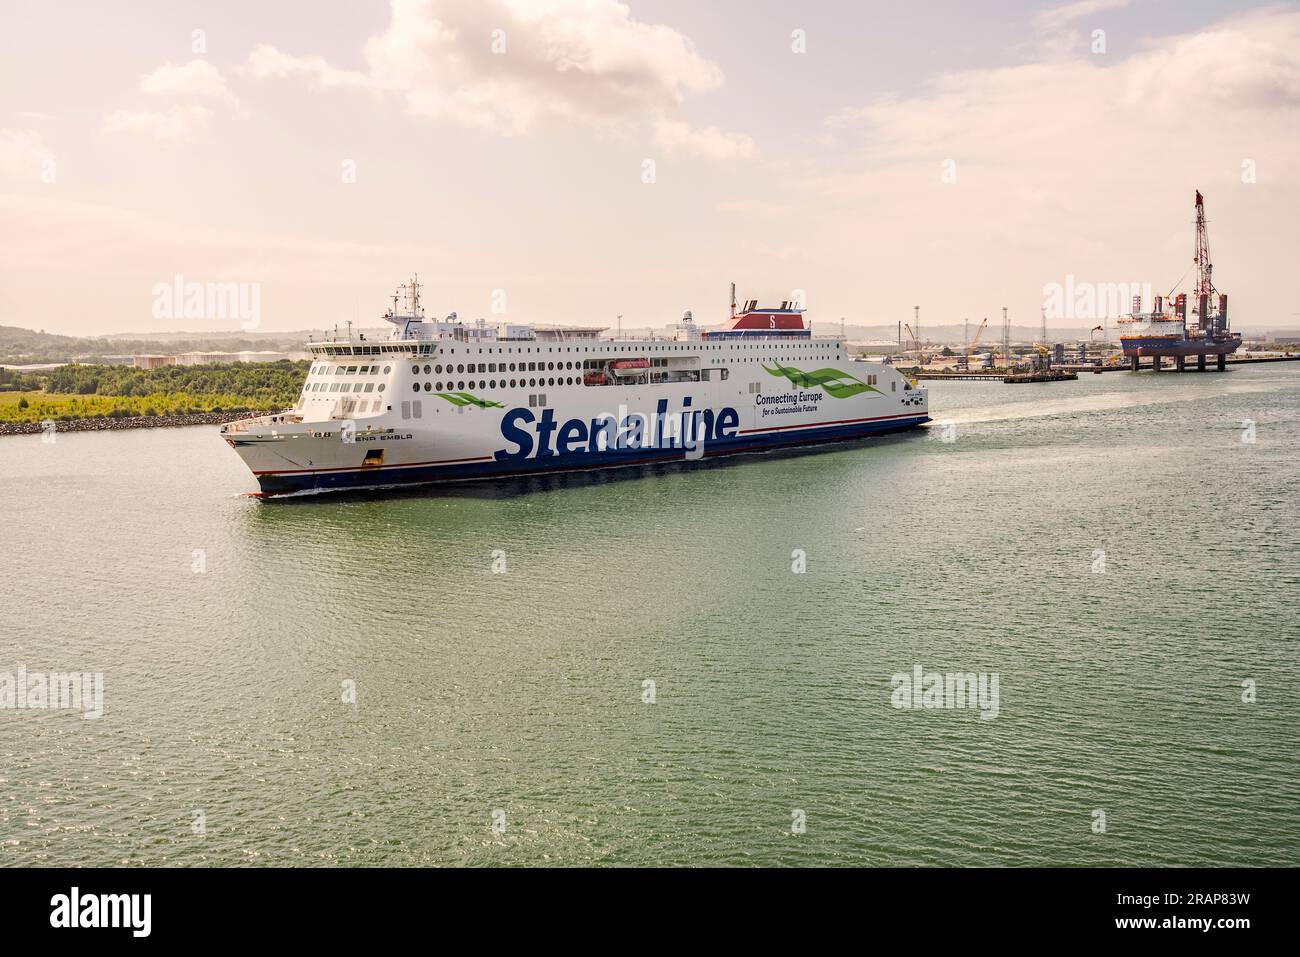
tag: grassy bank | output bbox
[0,390,282,423]
[0,361,307,424]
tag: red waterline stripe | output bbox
[253,453,494,476]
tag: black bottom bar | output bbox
[0,866,1287,942]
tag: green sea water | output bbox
[1,363,1297,866]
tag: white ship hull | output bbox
[221,293,928,496]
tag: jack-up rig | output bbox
[1116,191,1242,372]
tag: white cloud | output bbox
[1034,0,1132,36]
[796,7,1300,321]
[140,59,237,104]
[244,0,752,157]
[103,60,234,141]
[0,129,54,183]
[821,9,1300,185]
[103,105,214,141]
[243,44,374,90]
[653,118,756,161]
[1029,0,1132,58]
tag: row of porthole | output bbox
[310,364,392,376]
[415,378,578,393]
[411,357,834,378]
[414,362,580,376]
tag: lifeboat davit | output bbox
[609,358,649,376]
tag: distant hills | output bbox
[0,325,325,365]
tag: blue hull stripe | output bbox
[253,414,929,495]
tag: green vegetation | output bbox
[38,361,306,400]
[0,361,307,423]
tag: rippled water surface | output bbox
[2,363,1297,866]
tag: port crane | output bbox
[955,318,989,370]
[903,322,926,366]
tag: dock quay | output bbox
[911,354,1297,382]
[1003,370,1078,384]
[913,370,1078,383]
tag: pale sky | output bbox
[2,0,1297,336]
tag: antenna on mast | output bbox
[730,282,737,320]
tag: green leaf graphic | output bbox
[434,392,505,409]
[762,363,879,399]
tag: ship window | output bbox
[435,365,443,374]
[364,383,374,392]
[458,381,465,390]
[509,363,516,371]
[383,366,391,374]
[457,364,465,373]
[347,366,358,374]
[510,379,516,387]
[423,382,431,392]
[892,382,896,392]
[378,384,385,392]
[436,382,442,391]
[411,365,419,374]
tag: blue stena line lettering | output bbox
[495,397,740,461]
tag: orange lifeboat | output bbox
[610,358,649,376]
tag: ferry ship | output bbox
[221,281,929,496]
[1116,191,1242,364]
